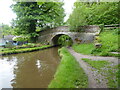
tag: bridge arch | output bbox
[37,26,100,45]
[51,34,73,45]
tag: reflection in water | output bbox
[0,47,60,88]
[0,56,17,88]
[36,60,41,69]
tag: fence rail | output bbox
[104,24,120,27]
[103,24,120,29]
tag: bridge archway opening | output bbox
[52,34,73,46]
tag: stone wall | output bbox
[76,25,100,33]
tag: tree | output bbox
[68,1,119,31]
[11,2,40,42]
[88,2,119,25]
[11,1,65,42]
[58,35,73,46]
[0,23,13,36]
[68,2,89,31]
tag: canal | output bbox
[0,47,60,88]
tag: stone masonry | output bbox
[37,25,101,45]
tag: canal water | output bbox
[0,47,60,88]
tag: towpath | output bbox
[68,47,118,88]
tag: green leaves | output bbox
[14,36,29,42]
[37,2,45,5]
[68,2,89,31]
[58,35,73,46]
[68,2,119,31]
[11,1,65,42]
[0,24,13,35]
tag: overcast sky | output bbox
[0,0,16,26]
[0,0,76,26]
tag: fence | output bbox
[104,24,120,29]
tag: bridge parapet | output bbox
[39,26,69,35]
[37,25,101,45]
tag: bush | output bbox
[14,36,29,42]
[91,48,102,54]
[1,45,51,55]
[23,43,36,47]
[58,35,73,46]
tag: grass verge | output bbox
[72,43,94,55]
[81,58,110,70]
[81,58,119,88]
[0,45,51,56]
[105,64,120,88]
[73,29,119,57]
[48,47,88,88]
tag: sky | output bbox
[63,0,76,21]
[0,0,16,26]
[0,0,76,26]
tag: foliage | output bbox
[0,45,51,56]
[2,43,43,50]
[92,30,119,55]
[48,47,88,88]
[68,2,88,31]
[88,2,119,25]
[11,1,65,42]
[58,35,73,46]
[73,29,119,57]
[22,43,42,48]
[0,23,13,36]
[36,1,65,28]
[114,28,120,35]
[11,2,40,42]
[68,1,119,31]
[14,36,29,42]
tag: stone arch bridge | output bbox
[37,26,100,45]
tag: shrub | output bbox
[58,35,73,46]
[14,36,29,42]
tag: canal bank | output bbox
[48,47,88,88]
[0,45,54,56]
[48,47,119,88]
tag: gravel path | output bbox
[67,47,118,88]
